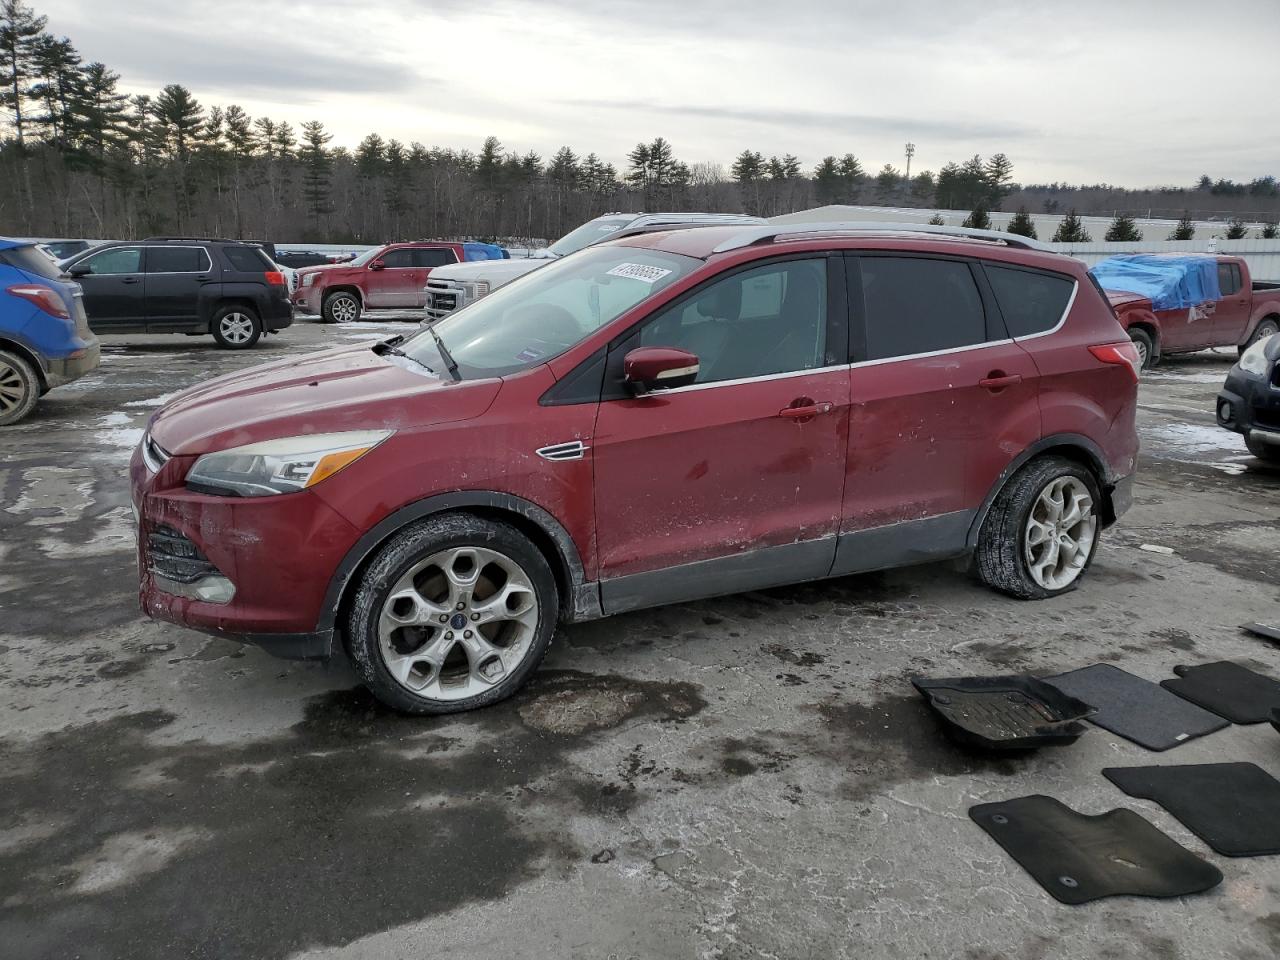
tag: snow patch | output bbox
[1145,421,1237,454]
[124,391,179,409]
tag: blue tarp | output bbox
[1090,255,1221,311]
[462,242,507,261]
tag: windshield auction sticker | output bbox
[606,263,674,284]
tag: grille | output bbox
[1253,406,1280,431]
[141,433,171,473]
[147,525,219,583]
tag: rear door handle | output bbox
[979,373,1023,390]
[778,401,834,419]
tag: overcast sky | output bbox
[37,0,1280,187]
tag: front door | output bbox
[832,254,1041,575]
[366,249,422,308]
[74,246,145,330]
[143,245,212,330]
[593,256,850,612]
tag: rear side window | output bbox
[0,245,62,280]
[858,257,985,360]
[146,246,210,273]
[985,265,1075,337]
[413,248,457,268]
[222,246,273,272]
[1218,262,1242,296]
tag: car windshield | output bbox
[346,247,385,267]
[400,245,699,379]
[547,216,637,257]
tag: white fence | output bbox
[1050,239,1280,280]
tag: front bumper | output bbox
[44,337,101,388]
[131,447,360,660]
[1216,364,1280,437]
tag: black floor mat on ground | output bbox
[1043,664,1229,751]
[1103,762,1280,857]
[1160,661,1280,724]
[969,795,1223,904]
[912,675,1094,750]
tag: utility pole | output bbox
[904,142,915,183]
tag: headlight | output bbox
[186,430,392,497]
[303,273,316,287]
[1238,335,1275,376]
[462,280,490,301]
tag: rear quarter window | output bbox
[0,246,63,280]
[985,265,1075,337]
[222,246,273,272]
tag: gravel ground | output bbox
[1,319,1278,960]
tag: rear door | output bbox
[831,253,1041,575]
[1213,260,1251,345]
[593,255,851,609]
[143,245,212,331]
[72,246,145,330]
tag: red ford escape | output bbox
[131,223,1140,714]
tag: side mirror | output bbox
[67,264,89,278]
[369,260,385,271]
[623,346,700,393]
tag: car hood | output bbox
[148,343,501,456]
[430,257,551,286]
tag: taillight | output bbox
[6,283,70,319]
[264,271,286,287]
[1089,342,1142,382]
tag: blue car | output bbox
[0,237,100,425]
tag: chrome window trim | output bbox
[1007,278,1079,343]
[850,338,1015,369]
[144,246,213,275]
[644,363,849,395]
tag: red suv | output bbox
[292,241,505,323]
[132,223,1140,714]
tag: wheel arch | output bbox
[0,336,48,390]
[1125,318,1160,362]
[966,435,1115,549]
[321,491,600,641]
[323,285,364,306]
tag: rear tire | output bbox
[1128,328,1156,370]
[322,291,361,324]
[345,513,559,715]
[0,349,39,426]
[1241,317,1279,354]
[1245,432,1280,463]
[211,306,262,349]
[976,456,1102,600]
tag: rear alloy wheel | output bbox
[1128,328,1156,370]
[211,306,262,349]
[322,291,361,324]
[1243,317,1279,352]
[1245,432,1280,463]
[346,514,559,714]
[0,349,40,426]
[976,456,1101,600]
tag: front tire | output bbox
[0,349,39,426]
[1128,328,1156,370]
[211,306,262,349]
[345,514,559,714]
[1245,432,1280,463]
[322,291,361,324]
[976,456,1102,600]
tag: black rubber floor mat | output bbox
[969,795,1223,904]
[1160,661,1280,724]
[912,675,1094,750]
[1043,664,1228,751]
[1103,762,1280,857]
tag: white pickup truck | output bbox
[424,212,764,322]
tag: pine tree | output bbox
[875,163,900,200]
[547,146,580,187]
[1052,209,1092,243]
[812,155,840,205]
[927,213,945,226]
[153,84,203,159]
[1006,207,1037,239]
[1167,212,1195,240]
[837,153,864,203]
[1225,217,1247,240]
[984,152,1014,207]
[27,34,79,145]
[962,203,991,229]
[1262,222,1279,240]
[0,0,46,147]
[1104,213,1142,242]
[299,119,332,234]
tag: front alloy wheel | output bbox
[346,514,559,714]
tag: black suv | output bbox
[61,238,293,349]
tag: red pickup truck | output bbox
[1097,255,1280,369]
[292,240,505,323]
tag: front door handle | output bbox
[121,277,140,285]
[979,373,1023,390]
[778,401,834,419]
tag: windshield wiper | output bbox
[429,326,461,382]
[371,335,436,374]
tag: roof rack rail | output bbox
[710,221,1052,254]
[143,236,243,243]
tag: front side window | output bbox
[639,258,828,385]
[380,249,415,268]
[986,264,1075,338]
[859,257,986,360]
[146,246,209,273]
[400,245,697,378]
[80,247,142,275]
[414,248,457,268]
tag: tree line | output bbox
[3,0,1279,244]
